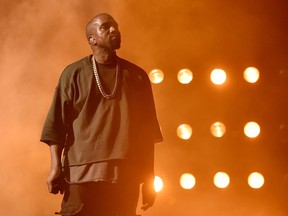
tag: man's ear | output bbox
[88,36,96,45]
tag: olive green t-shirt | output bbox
[41,55,163,182]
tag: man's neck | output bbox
[93,49,117,64]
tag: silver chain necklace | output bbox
[91,56,119,100]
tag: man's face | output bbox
[92,15,121,50]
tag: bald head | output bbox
[86,13,115,40]
[85,13,121,51]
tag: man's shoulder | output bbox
[64,56,90,72]
[59,56,91,80]
[118,58,151,86]
[118,58,146,74]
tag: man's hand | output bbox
[47,144,64,194]
[47,166,65,194]
[141,179,156,211]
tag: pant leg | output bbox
[55,183,83,216]
[80,182,117,216]
[57,181,140,216]
[57,182,116,216]
[115,181,140,216]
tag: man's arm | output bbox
[141,143,156,211]
[46,143,65,194]
[141,175,156,211]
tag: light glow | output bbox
[210,69,227,85]
[149,69,164,84]
[180,173,196,189]
[244,121,260,138]
[154,176,163,192]
[214,172,230,188]
[248,172,265,189]
[244,67,260,83]
[177,124,192,140]
[177,68,193,84]
[210,122,226,137]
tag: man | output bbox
[40,13,163,216]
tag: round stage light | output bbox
[180,173,196,189]
[177,68,193,84]
[154,176,164,192]
[210,122,226,137]
[149,69,164,84]
[210,69,227,85]
[177,124,192,140]
[214,172,230,188]
[248,172,265,189]
[244,121,260,138]
[244,67,260,83]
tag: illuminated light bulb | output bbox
[180,173,196,189]
[214,172,230,188]
[248,172,265,189]
[210,122,226,137]
[244,67,260,83]
[210,69,227,85]
[149,69,164,84]
[177,68,193,84]
[244,121,260,138]
[177,124,192,140]
[154,176,163,192]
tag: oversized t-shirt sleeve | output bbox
[40,72,73,146]
[144,75,163,144]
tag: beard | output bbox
[95,33,121,51]
[110,34,121,50]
